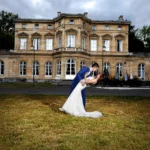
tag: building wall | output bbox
[0,13,150,81]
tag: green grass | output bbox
[0,95,150,150]
[0,82,53,88]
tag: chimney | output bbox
[84,12,88,18]
[57,12,61,17]
[119,15,124,21]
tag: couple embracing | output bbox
[59,63,103,118]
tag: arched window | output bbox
[45,62,52,76]
[80,60,86,69]
[66,59,75,75]
[103,62,110,73]
[138,63,145,80]
[33,61,39,75]
[0,61,4,75]
[56,60,61,75]
[20,61,26,75]
[116,63,123,78]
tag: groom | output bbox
[70,63,99,108]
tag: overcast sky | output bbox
[0,0,150,28]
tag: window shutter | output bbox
[38,39,40,50]
[72,35,75,47]
[120,40,123,51]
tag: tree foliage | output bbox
[136,25,150,51]
[0,10,19,50]
[129,25,145,52]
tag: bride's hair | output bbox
[97,73,104,83]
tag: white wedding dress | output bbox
[59,77,103,118]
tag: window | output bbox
[116,63,123,78]
[105,25,109,30]
[20,61,26,75]
[58,21,61,26]
[35,24,39,29]
[70,20,74,24]
[46,39,53,50]
[92,25,96,30]
[45,62,52,76]
[33,38,40,50]
[117,40,123,52]
[118,26,122,30]
[83,22,86,27]
[0,61,4,75]
[56,60,61,75]
[68,35,75,47]
[138,63,145,80]
[20,38,27,50]
[66,59,75,75]
[91,40,97,51]
[80,60,86,69]
[82,37,86,49]
[103,62,110,73]
[48,24,52,29]
[22,24,26,28]
[103,40,110,51]
[33,61,39,75]
[58,36,62,48]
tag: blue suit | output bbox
[70,66,93,108]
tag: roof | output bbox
[14,13,131,24]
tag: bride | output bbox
[59,72,103,118]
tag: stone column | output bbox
[61,57,66,79]
[15,33,19,50]
[40,57,45,79]
[77,29,81,48]
[40,35,45,51]
[54,32,57,49]
[62,29,65,48]
[86,34,90,51]
[27,35,32,51]
[112,36,116,52]
[98,36,101,51]
[52,59,56,79]
[76,58,81,73]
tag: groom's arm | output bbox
[76,67,89,81]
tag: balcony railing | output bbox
[53,47,88,53]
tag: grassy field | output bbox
[0,95,150,150]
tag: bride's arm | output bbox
[85,78,97,84]
[84,74,101,84]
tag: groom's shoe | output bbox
[59,108,64,112]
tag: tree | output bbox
[129,25,145,52]
[136,25,150,51]
[0,10,19,50]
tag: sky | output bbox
[0,0,150,28]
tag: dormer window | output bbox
[105,25,109,30]
[35,24,39,29]
[48,24,52,29]
[92,25,96,30]
[118,26,122,30]
[22,24,26,29]
[70,20,74,24]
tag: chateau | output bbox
[0,12,150,81]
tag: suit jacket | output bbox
[70,66,90,93]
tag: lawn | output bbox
[0,95,150,150]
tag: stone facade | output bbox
[0,12,150,81]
